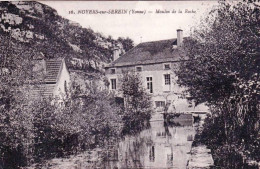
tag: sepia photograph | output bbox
[0,1,259,168]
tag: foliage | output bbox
[117,37,134,53]
[0,30,38,168]
[62,79,123,147]
[176,0,260,162]
[0,51,123,168]
[0,2,136,168]
[177,1,259,105]
[120,72,153,134]
[201,115,259,169]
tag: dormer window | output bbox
[136,66,142,72]
[111,68,116,74]
[164,64,171,70]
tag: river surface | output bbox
[101,116,197,169]
[45,114,197,169]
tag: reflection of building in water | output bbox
[107,130,153,169]
[105,121,196,169]
[149,145,155,162]
[143,121,195,168]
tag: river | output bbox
[102,119,196,169]
[43,114,198,169]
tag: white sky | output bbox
[41,1,217,44]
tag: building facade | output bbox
[105,30,208,113]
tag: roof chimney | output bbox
[177,29,183,47]
[112,45,120,61]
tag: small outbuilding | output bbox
[28,57,70,100]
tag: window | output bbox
[64,80,68,94]
[111,68,116,74]
[155,101,165,108]
[136,66,142,72]
[164,74,171,85]
[146,77,153,93]
[167,154,173,163]
[164,64,171,70]
[111,79,116,90]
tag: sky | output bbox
[42,1,218,44]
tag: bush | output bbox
[0,75,123,168]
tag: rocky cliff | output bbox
[0,1,126,75]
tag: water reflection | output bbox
[104,120,196,169]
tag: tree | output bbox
[177,1,259,105]
[120,72,153,134]
[61,75,123,147]
[175,1,259,158]
[117,37,134,52]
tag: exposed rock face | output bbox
[0,1,125,74]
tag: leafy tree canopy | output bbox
[117,37,134,52]
[176,1,260,158]
[176,1,260,105]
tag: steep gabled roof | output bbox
[29,84,56,98]
[28,58,64,99]
[45,59,62,83]
[107,38,185,67]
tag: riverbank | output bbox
[26,148,103,169]
[187,117,214,169]
[194,115,259,169]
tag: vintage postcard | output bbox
[0,1,259,169]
